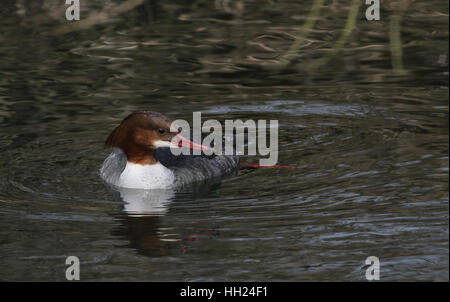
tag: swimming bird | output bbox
[100,111,239,189]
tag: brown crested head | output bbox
[105,111,178,165]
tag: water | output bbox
[0,0,448,281]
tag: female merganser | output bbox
[99,111,239,189]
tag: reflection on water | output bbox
[0,0,448,281]
[113,215,171,258]
[105,179,225,258]
[111,187,179,257]
[118,188,174,217]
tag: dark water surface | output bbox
[0,1,448,281]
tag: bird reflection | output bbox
[108,181,224,257]
[109,186,177,257]
[119,188,174,216]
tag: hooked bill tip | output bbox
[175,134,212,151]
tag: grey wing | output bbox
[99,148,127,185]
[156,148,239,187]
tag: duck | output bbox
[99,110,239,189]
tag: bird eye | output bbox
[158,128,165,134]
[177,127,182,133]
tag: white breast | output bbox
[116,161,175,189]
